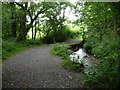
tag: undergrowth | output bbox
[42,25,81,44]
[2,39,43,60]
[83,31,120,88]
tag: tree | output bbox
[41,2,74,43]
[10,2,17,37]
[14,2,49,41]
[2,2,16,39]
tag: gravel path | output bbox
[2,44,83,88]
[63,39,82,45]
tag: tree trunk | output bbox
[34,23,37,40]
[16,2,28,41]
[11,13,17,37]
[10,2,17,37]
[18,17,26,41]
[32,24,34,39]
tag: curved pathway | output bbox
[2,40,83,88]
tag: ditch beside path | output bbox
[2,39,83,88]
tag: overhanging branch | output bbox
[15,2,24,9]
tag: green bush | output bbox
[25,39,43,45]
[43,25,81,44]
[83,31,120,88]
[83,62,119,88]
[83,36,99,54]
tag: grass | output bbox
[61,59,84,72]
[51,43,72,59]
[51,43,84,72]
[2,39,43,60]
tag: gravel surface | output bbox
[2,44,83,88]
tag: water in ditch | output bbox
[69,48,100,74]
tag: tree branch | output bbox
[26,8,48,32]
[28,10,32,20]
[30,8,48,25]
[15,2,24,9]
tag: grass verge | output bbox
[51,43,84,72]
[2,39,43,60]
[60,59,84,72]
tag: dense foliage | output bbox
[75,2,120,88]
[2,2,80,42]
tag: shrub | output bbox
[25,39,43,45]
[83,31,120,88]
[42,25,81,44]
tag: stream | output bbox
[69,47,100,74]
